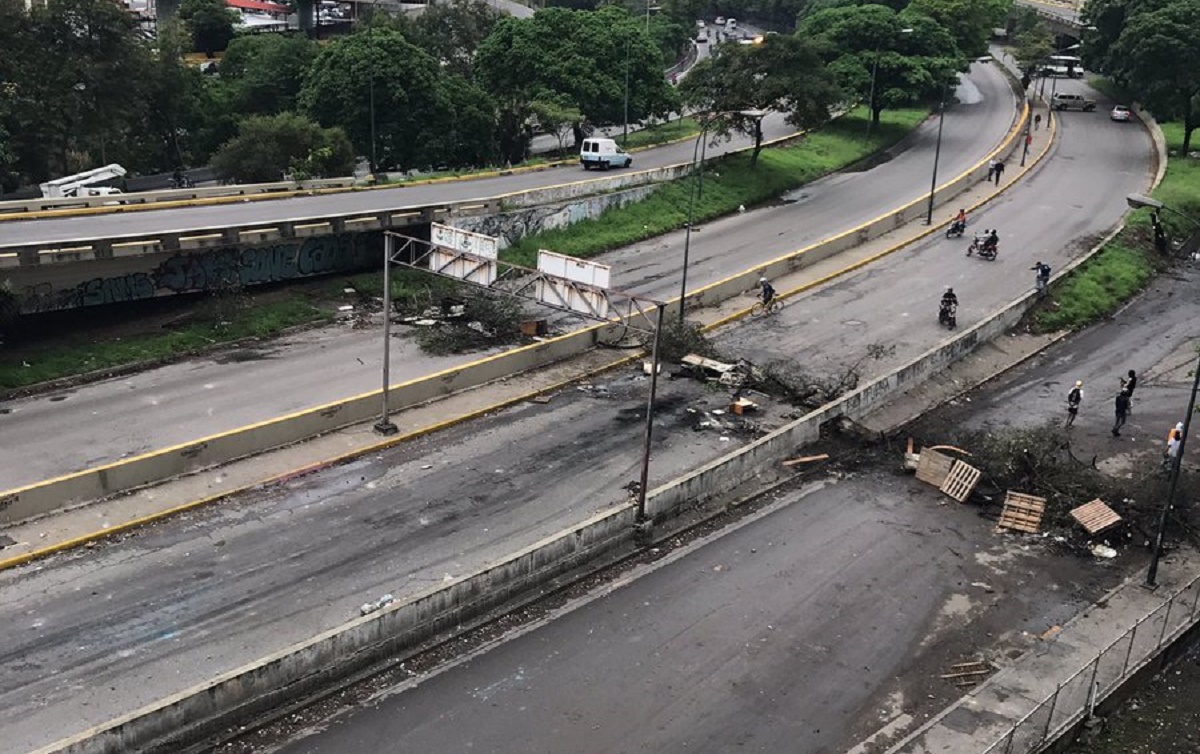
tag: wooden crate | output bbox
[916,448,955,487]
[1071,499,1122,536]
[998,491,1047,533]
[940,460,982,503]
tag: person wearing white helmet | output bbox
[1065,380,1083,428]
[758,276,776,307]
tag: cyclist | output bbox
[758,277,776,307]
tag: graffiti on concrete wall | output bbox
[16,232,379,314]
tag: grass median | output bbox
[1035,120,1200,332]
[502,107,927,267]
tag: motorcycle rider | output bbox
[983,228,1000,255]
[951,209,967,234]
[939,286,958,321]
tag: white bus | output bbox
[1043,55,1083,78]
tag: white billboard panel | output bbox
[430,249,497,286]
[536,278,610,318]
[537,250,611,289]
[431,222,498,260]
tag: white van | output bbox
[725,17,737,30]
[580,138,632,170]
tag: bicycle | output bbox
[751,296,783,317]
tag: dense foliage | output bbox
[1083,0,1200,156]
[0,0,1005,192]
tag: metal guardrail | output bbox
[0,177,356,216]
[901,569,1200,754]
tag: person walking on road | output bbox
[1112,390,1130,437]
[1065,380,1084,428]
[993,159,1006,185]
[986,158,997,183]
[1164,421,1184,470]
[1032,261,1051,297]
[1121,369,1138,414]
[1034,113,1042,131]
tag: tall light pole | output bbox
[924,75,951,225]
[623,37,631,146]
[865,28,913,141]
[1127,194,1200,587]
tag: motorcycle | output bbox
[938,301,957,329]
[946,218,967,239]
[966,232,998,261]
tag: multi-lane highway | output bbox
[1,61,1018,488]
[0,72,1152,753]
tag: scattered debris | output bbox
[359,593,396,616]
[529,394,553,405]
[1090,543,1118,559]
[1041,625,1063,641]
[916,448,955,487]
[939,660,994,688]
[730,397,757,415]
[519,319,548,337]
[997,491,1047,534]
[782,454,830,467]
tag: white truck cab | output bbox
[580,137,633,170]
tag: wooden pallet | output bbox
[916,448,955,487]
[1071,499,1122,535]
[998,491,1047,533]
[940,460,982,503]
[940,660,994,688]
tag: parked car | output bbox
[580,138,633,170]
[1051,92,1096,112]
[714,15,725,25]
[1111,104,1132,122]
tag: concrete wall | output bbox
[33,505,638,754]
[454,183,666,249]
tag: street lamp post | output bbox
[375,233,399,436]
[623,38,631,146]
[924,75,950,225]
[865,28,913,142]
[1126,195,1200,587]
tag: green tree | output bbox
[681,34,838,164]
[1010,22,1052,81]
[4,0,155,179]
[299,27,457,171]
[135,22,217,172]
[1098,0,1200,156]
[211,112,355,182]
[476,7,676,161]
[178,0,239,56]
[906,0,1011,59]
[531,97,585,152]
[219,34,318,115]
[801,3,962,126]
[410,0,503,77]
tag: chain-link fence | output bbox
[896,570,1200,754]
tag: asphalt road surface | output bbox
[0,75,1152,752]
[1,62,1018,488]
[258,474,1112,754]
[714,76,1153,386]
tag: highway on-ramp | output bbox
[1,62,1018,489]
[0,75,1152,753]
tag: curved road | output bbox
[1,62,1017,488]
[0,75,1150,753]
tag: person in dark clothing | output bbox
[1113,390,1130,436]
[993,160,1006,185]
[1066,380,1083,428]
[1120,369,1137,414]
